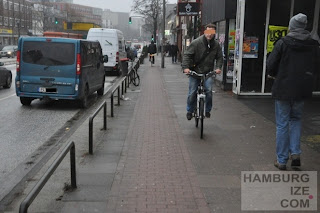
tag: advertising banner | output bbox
[267,25,288,53]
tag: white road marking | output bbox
[0,94,15,101]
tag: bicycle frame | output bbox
[188,70,215,139]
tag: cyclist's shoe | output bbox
[274,160,286,170]
[186,112,193,120]
[205,112,211,118]
[291,155,301,167]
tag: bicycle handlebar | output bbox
[187,70,216,79]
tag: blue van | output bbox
[15,37,107,108]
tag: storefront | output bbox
[233,0,320,95]
[0,28,14,46]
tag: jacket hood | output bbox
[287,29,311,41]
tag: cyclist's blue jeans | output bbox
[275,100,304,164]
[187,76,213,113]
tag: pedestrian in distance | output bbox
[182,23,223,120]
[267,13,320,170]
[171,43,179,63]
[148,41,157,64]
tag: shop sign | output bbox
[0,28,13,34]
[267,25,288,53]
[178,2,199,16]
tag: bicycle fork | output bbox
[196,86,206,119]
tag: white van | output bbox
[87,28,126,76]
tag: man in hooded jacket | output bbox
[267,13,320,170]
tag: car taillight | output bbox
[76,53,81,75]
[116,52,119,62]
[16,50,20,72]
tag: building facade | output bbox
[0,0,33,45]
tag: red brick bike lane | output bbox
[106,63,211,213]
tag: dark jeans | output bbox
[172,54,177,63]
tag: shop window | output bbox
[14,3,19,12]
[3,0,8,10]
[9,1,12,10]
[241,0,268,93]
[4,17,8,26]
[15,19,20,27]
[293,0,315,31]
[9,18,13,26]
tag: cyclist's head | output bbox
[204,23,216,41]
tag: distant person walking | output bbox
[171,43,179,63]
[267,13,320,170]
[148,41,157,64]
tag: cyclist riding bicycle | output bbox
[182,23,223,120]
[148,40,157,64]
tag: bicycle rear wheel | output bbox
[199,98,204,139]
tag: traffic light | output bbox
[129,17,132,24]
[151,35,154,41]
[55,18,58,24]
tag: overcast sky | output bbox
[73,0,177,13]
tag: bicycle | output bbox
[129,59,140,86]
[187,70,216,139]
[149,54,155,66]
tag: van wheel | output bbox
[4,75,12,88]
[20,97,32,106]
[80,85,89,108]
[97,79,105,96]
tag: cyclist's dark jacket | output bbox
[182,35,223,74]
[148,43,157,54]
[266,29,320,100]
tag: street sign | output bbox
[178,2,199,16]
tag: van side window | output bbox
[119,40,123,51]
[22,41,75,66]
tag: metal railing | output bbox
[19,141,77,213]
[89,101,107,154]
[18,55,143,212]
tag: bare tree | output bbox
[132,0,163,41]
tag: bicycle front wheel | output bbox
[194,110,199,127]
[199,98,204,139]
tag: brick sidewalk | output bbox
[106,64,211,212]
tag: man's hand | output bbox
[183,68,190,74]
[214,69,222,74]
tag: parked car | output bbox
[15,37,108,107]
[0,62,12,89]
[0,45,18,58]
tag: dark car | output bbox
[0,62,12,89]
[0,45,18,58]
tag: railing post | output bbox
[117,87,120,105]
[125,76,127,93]
[70,143,77,188]
[19,141,77,213]
[121,81,124,96]
[89,117,93,154]
[111,93,114,117]
[104,101,107,130]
